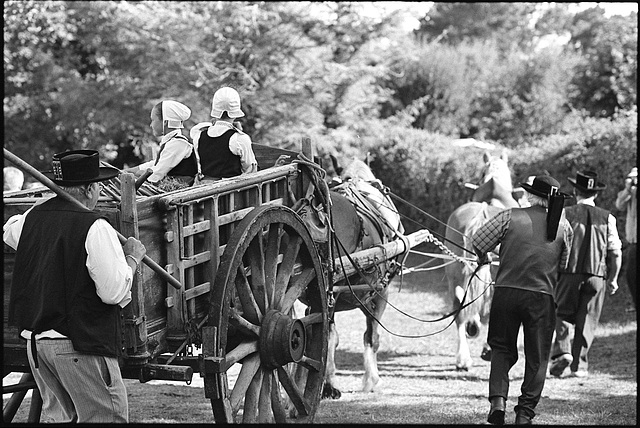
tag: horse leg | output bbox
[321,320,341,399]
[362,294,386,392]
[452,284,474,371]
[456,318,474,371]
[478,279,493,361]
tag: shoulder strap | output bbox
[172,133,192,145]
[154,134,192,166]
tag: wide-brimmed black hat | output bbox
[568,170,606,191]
[521,175,568,198]
[42,150,119,186]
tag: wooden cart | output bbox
[3,142,432,423]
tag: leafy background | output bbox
[4,1,637,239]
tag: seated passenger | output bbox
[190,87,257,183]
[124,100,197,190]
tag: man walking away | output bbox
[473,175,573,425]
[550,170,622,379]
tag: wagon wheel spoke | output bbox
[229,308,260,338]
[258,369,274,423]
[225,340,258,367]
[230,354,261,415]
[242,367,263,423]
[279,267,316,313]
[276,366,310,417]
[270,370,287,423]
[300,312,323,328]
[235,263,262,324]
[297,355,323,372]
[275,234,302,293]
[247,234,267,314]
[264,223,283,307]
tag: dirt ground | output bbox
[4,253,637,424]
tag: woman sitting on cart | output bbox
[124,100,198,190]
[190,87,257,183]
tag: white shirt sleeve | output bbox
[229,133,258,174]
[85,219,134,307]
[137,160,155,172]
[3,207,34,250]
[607,213,623,251]
[147,137,193,183]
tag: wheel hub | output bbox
[259,309,306,369]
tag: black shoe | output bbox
[487,397,506,425]
[515,411,532,425]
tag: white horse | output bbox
[445,151,518,371]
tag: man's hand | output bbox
[123,237,146,265]
[477,253,490,265]
[607,279,619,295]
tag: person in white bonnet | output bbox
[190,87,257,182]
[124,100,198,189]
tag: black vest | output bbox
[8,197,124,357]
[156,134,198,178]
[561,203,610,277]
[197,128,242,178]
[495,206,567,296]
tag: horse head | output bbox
[473,150,519,209]
[480,150,512,188]
[341,158,377,182]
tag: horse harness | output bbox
[332,181,396,248]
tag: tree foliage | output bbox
[3,0,636,217]
[567,7,638,116]
[414,2,540,52]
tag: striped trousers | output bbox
[26,338,128,423]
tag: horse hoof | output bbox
[362,377,380,393]
[322,384,342,400]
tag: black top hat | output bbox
[42,150,119,186]
[520,175,568,198]
[568,170,606,191]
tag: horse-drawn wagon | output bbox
[3,141,434,423]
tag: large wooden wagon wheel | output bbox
[205,204,329,423]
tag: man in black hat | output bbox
[472,174,573,425]
[4,150,146,423]
[549,170,622,379]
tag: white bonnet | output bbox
[210,87,245,119]
[162,100,191,129]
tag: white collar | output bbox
[576,197,596,206]
[160,129,181,145]
[207,120,240,137]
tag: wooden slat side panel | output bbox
[185,204,196,319]
[165,208,186,344]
